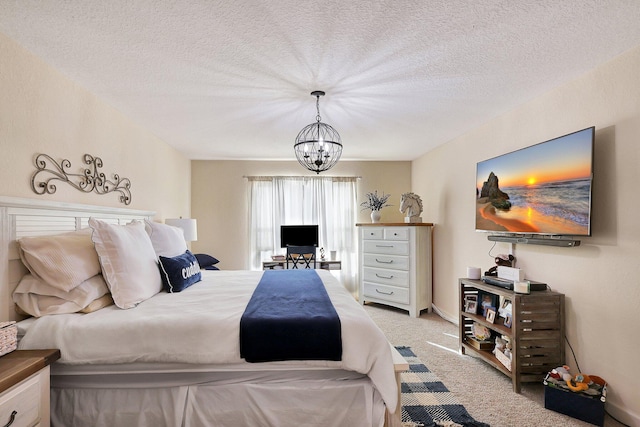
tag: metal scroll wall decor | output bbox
[31,153,132,205]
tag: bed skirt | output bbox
[50,367,386,427]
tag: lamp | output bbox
[165,218,198,242]
[294,90,342,174]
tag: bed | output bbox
[0,196,402,427]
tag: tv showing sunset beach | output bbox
[476,127,594,236]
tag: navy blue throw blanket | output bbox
[240,269,342,363]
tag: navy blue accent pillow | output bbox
[194,253,220,268]
[158,250,202,293]
[204,265,220,271]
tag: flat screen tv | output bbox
[280,225,319,248]
[476,127,594,237]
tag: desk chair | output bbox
[286,245,317,269]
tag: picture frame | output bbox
[465,300,478,314]
[503,313,512,328]
[464,295,478,314]
[486,308,497,324]
[498,297,512,318]
[478,291,499,316]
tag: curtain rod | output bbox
[243,175,361,179]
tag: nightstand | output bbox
[0,349,60,427]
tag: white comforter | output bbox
[19,269,398,412]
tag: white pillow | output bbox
[13,273,110,317]
[144,220,187,257]
[89,218,162,309]
[18,228,101,292]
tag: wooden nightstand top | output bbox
[0,349,60,394]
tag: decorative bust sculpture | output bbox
[399,192,423,223]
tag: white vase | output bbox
[370,211,381,223]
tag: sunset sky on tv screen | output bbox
[476,129,593,190]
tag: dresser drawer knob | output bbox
[2,411,17,427]
[375,258,393,264]
[376,273,394,279]
[375,289,394,295]
[375,244,394,248]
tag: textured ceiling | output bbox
[2,1,640,161]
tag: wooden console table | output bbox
[459,278,564,392]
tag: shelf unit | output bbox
[459,278,565,392]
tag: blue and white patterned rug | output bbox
[396,346,490,427]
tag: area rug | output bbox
[396,346,490,427]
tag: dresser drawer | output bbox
[0,372,41,427]
[361,228,383,240]
[383,227,409,241]
[362,240,409,256]
[363,267,409,287]
[363,253,409,271]
[363,282,409,304]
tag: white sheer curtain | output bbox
[247,176,358,294]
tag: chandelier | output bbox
[294,91,343,174]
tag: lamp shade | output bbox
[165,218,198,242]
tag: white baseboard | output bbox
[431,304,458,325]
[606,400,640,427]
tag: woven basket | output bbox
[0,321,17,356]
[495,348,512,372]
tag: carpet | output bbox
[396,346,490,427]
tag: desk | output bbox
[262,259,341,271]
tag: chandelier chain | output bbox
[315,95,321,123]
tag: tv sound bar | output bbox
[487,234,581,247]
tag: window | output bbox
[247,176,358,293]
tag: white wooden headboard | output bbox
[0,196,155,321]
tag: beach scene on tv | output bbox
[476,129,593,236]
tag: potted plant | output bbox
[360,191,392,223]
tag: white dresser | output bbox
[357,223,433,317]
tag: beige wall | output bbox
[412,46,640,425]
[0,32,190,219]
[190,160,411,270]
